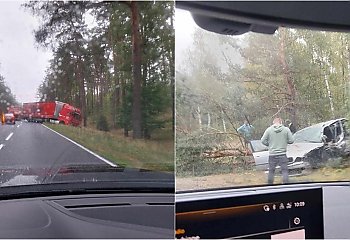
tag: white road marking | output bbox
[17,124,20,128]
[42,124,117,167]
[0,144,4,150]
[5,132,13,141]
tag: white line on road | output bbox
[42,124,117,167]
[5,132,13,141]
[0,144,4,150]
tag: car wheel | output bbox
[306,156,320,169]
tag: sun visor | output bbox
[192,13,277,35]
[178,1,350,35]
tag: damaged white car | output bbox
[250,118,349,175]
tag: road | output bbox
[0,121,114,185]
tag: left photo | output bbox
[0,1,174,238]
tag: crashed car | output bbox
[250,118,348,175]
[4,113,15,125]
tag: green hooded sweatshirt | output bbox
[261,124,294,155]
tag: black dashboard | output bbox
[176,182,350,239]
[0,192,174,238]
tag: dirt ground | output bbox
[176,166,350,191]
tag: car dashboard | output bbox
[0,192,174,238]
[176,182,350,239]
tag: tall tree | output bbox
[129,1,142,139]
[30,1,174,139]
[25,1,91,126]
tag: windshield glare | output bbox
[176,8,350,191]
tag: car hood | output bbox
[0,164,174,189]
[287,142,324,159]
[253,142,325,171]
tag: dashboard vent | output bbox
[51,196,174,229]
[146,202,174,206]
[64,203,131,209]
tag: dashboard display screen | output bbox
[176,188,323,239]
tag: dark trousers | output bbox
[268,154,289,184]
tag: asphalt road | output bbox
[0,121,113,185]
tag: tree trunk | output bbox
[347,40,350,113]
[170,10,175,133]
[324,73,335,118]
[221,109,226,132]
[94,64,103,112]
[77,57,87,127]
[130,1,142,139]
[279,29,297,125]
[112,47,120,128]
[207,112,211,129]
[99,74,104,112]
[197,106,202,131]
[142,61,149,138]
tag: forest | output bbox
[25,1,174,139]
[176,27,350,176]
[0,73,17,113]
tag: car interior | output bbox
[0,192,174,238]
[0,180,174,238]
[176,2,350,239]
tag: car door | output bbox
[249,140,270,170]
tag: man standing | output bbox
[237,120,254,148]
[261,117,294,184]
[285,119,297,134]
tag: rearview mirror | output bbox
[176,2,350,35]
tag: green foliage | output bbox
[28,1,174,139]
[176,132,214,176]
[96,114,110,132]
[142,82,171,138]
[0,75,17,112]
[176,131,240,177]
[177,26,350,176]
[117,84,132,132]
[47,124,174,172]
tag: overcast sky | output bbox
[175,8,197,67]
[0,1,52,103]
[0,4,235,103]
[0,3,190,104]
[175,8,244,74]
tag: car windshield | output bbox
[176,8,350,191]
[0,1,174,190]
[293,124,324,143]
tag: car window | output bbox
[250,140,268,152]
[293,125,324,143]
[176,8,350,191]
[0,1,174,190]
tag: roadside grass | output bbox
[45,124,174,172]
[176,164,350,191]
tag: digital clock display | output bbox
[294,202,306,207]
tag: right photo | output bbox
[175,2,350,239]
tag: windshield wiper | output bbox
[0,181,174,200]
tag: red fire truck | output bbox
[22,101,81,126]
